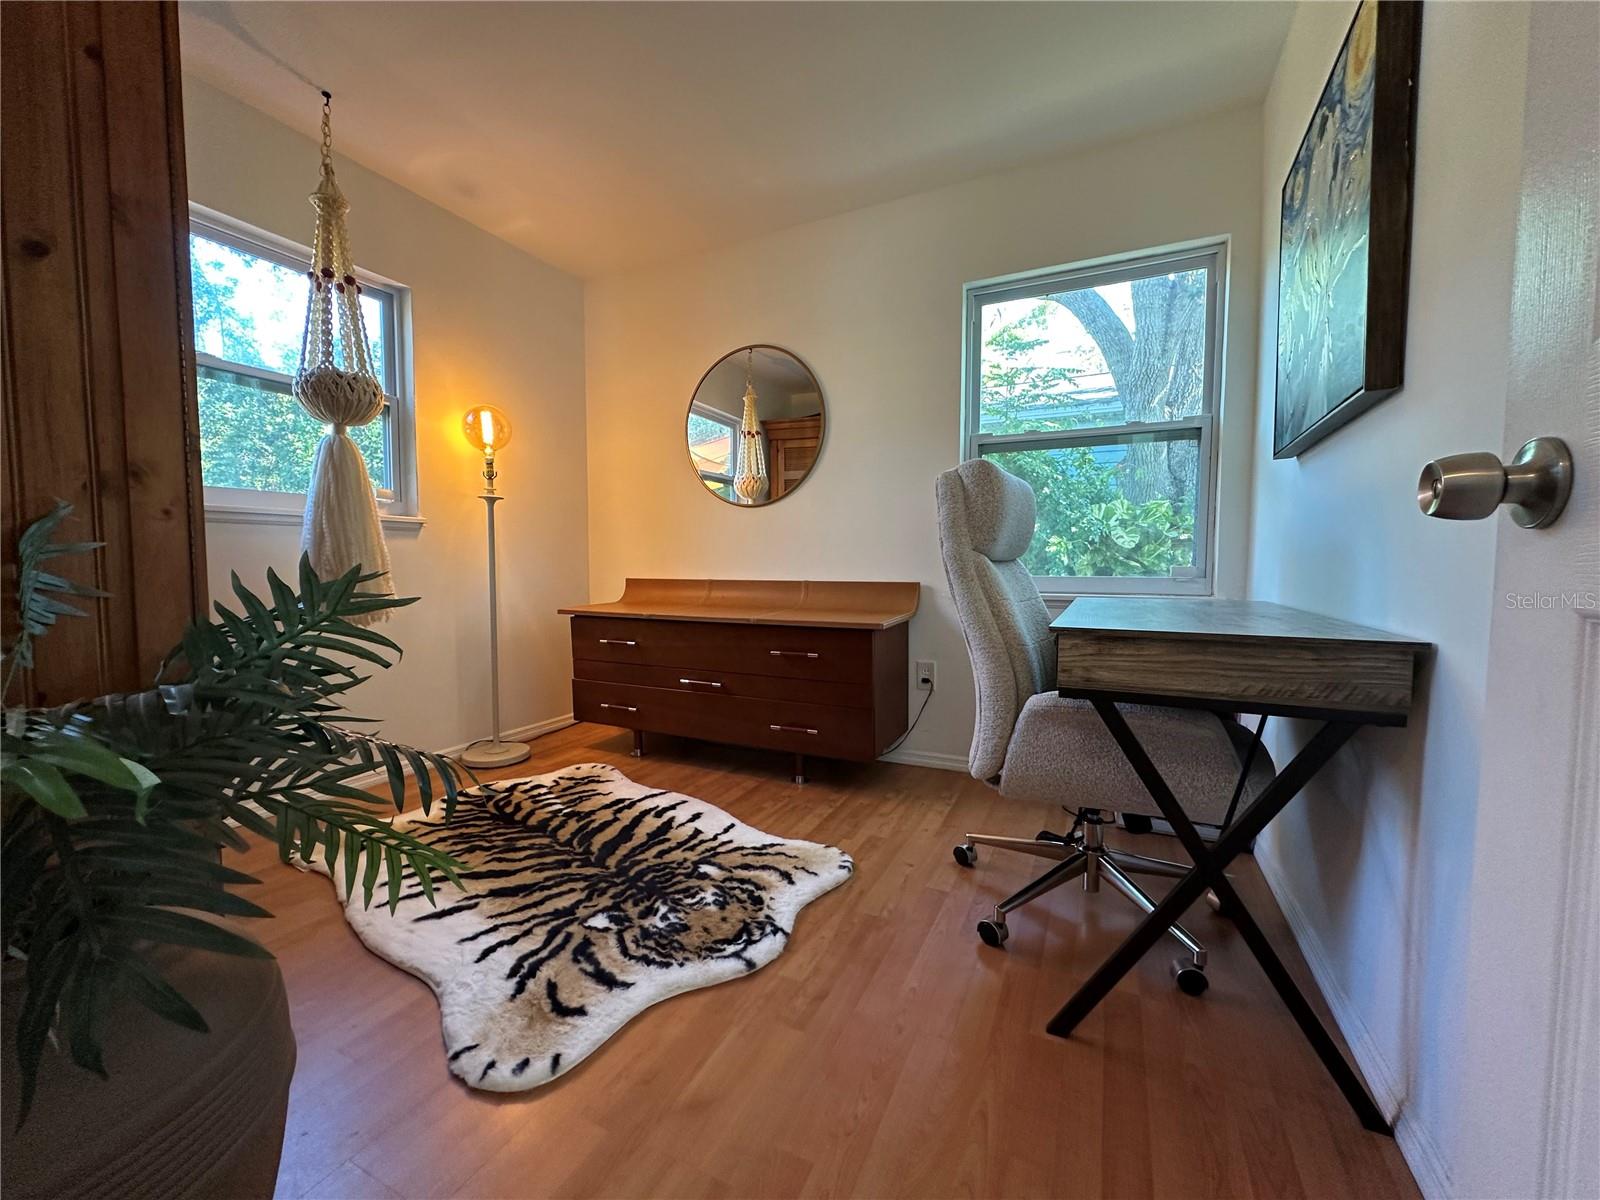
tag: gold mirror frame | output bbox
[685,344,825,507]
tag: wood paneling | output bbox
[231,722,1421,1200]
[1,0,206,705]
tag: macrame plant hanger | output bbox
[294,91,394,619]
[732,348,768,504]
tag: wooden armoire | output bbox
[1,0,208,705]
[763,414,823,501]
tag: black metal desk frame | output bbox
[1045,687,1394,1136]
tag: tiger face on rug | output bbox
[309,763,853,1092]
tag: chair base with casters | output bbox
[953,808,1210,995]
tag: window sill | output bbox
[1038,584,1212,598]
[204,504,426,530]
[1037,578,1213,608]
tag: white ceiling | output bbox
[179,1,1293,280]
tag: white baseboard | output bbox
[879,746,969,772]
[335,716,963,784]
[1255,848,1452,1200]
[449,713,577,760]
[345,713,576,789]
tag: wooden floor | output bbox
[230,722,1419,1200]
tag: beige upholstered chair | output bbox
[935,459,1274,993]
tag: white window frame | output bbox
[189,204,422,526]
[688,401,740,493]
[961,240,1226,598]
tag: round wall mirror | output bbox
[686,345,824,506]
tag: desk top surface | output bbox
[560,578,920,630]
[1052,597,1429,649]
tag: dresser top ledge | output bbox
[559,578,920,630]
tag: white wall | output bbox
[184,78,587,753]
[585,106,1264,766]
[1245,4,1529,1194]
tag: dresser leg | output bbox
[632,729,645,757]
[793,753,806,784]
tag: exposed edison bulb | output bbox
[462,405,512,453]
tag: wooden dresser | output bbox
[560,579,919,780]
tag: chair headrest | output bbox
[939,459,1036,563]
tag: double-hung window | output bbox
[188,207,418,521]
[962,243,1224,595]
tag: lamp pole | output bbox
[461,445,530,769]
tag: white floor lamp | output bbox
[460,405,530,769]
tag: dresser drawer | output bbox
[571,616,872,683]
[572,659,872,709]
[573,679,877,760]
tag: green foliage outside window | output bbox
[198,370,386,496]
[984,445,1194,579]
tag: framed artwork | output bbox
[1274,0,1423,459]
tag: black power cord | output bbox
[882,680,935,757]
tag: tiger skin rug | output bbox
[310,763,853,1092]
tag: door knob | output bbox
[1417,437,1573,529]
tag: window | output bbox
[687,403,739,501]
[188,208,418,521]
[962,243,1223,595]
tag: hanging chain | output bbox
[300,88,379,392]
[741,348,759,442]
[319,90,334,173]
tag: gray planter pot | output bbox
[1,926,296,1200]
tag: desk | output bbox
[1050,597,1429,1134]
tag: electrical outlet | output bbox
[915,660,936,691]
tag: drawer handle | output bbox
[600,702,639,713]
[769,650,820,659]
[598,638,638,647]
[769,723,819,735]
[678,678,723,688]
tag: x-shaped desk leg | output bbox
[1045,701,1391,1135]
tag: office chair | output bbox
[935,459,1275,994]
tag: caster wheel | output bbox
[1121,814,1154,835]
[953,843,977,868]
[977,918,1009,948]
[1174,963,1209,996]
[1036,829,1068,844]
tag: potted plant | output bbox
[1,502,466,1197]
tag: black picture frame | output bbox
[1273,0,1423,459]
